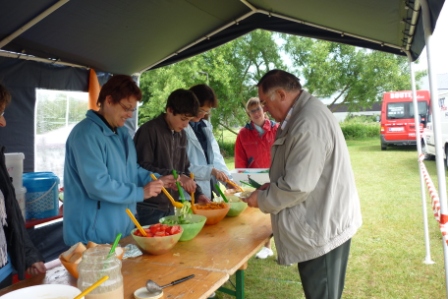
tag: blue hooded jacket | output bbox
[63,110,153,245]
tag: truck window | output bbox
[409,102,429,117]
[387,103,405,119]
[387,101,428,120]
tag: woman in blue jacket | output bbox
[63,75,174,246]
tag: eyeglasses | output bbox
[118,102,137,113]
[248,107,262,114]
[198,108,211,115]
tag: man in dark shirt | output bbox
[134,89,211,225]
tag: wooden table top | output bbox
[0,208,272,298]
[121,207,272,275]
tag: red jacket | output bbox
[234,120,279,168]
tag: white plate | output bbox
[234,192,251,199]
[0,284,82,299]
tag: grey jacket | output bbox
[257,90,362,265]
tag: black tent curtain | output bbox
[0,58,89,172]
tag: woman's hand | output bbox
[179,175,196,193]
[26,261,46,276]
[143,179,164,198]
[211,168,229,182]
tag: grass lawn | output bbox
[217,138,447,298]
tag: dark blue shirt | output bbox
[189,120,209,164]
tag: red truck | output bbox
[380,90,430,150]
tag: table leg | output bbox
[217,269,245,299]
[235,269,244,299]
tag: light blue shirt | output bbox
[184,120,232,198]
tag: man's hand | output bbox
[259,183,270,190]
[159,174,176,189]
[179,175,196,193]
[242,190,259,208]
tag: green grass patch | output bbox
[216,138,446,299]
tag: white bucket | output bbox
[15,187,26,221]
[5,152,25,190]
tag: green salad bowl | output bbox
[226,200,248,217]
[159,214,207,241]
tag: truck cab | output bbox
[422,93,448,167]
[380,90,430,150]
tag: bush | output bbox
[340,122,380,139]
[215,118,380,157]
[344,114,379,123]
[218,140,235,158]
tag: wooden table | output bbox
[0,208,272,299]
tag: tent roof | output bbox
[0,0,445,75]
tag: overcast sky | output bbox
[415,3,448,75]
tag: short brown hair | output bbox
[166,89,199,117]
[245,97,260,112]
[0,83,12,110]
[189,84,218,108]
[257,69,302,95]
[97,75,142,107]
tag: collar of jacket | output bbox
[245,119,276,131]
[87,110,122,137]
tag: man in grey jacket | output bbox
[243,70,362,299]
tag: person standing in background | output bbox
[0,83,46,288]
[234,97,278,168]
[243,70,362,299]
[235,97,279,259]
[186,84,235,199]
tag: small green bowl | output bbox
[159,214,207,241]
[227,201,248,217]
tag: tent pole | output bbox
[0,0,69,48]
[420,0,448,297]
[0,50,86,69]
[408,57,434,265]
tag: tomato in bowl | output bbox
[131,223,183,255]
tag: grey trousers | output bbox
[298,239,352,299]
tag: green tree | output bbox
[283,36,426,111]
[138,30,286,131]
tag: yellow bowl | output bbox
[131,225,183,255]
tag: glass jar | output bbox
[77,246,124,299]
